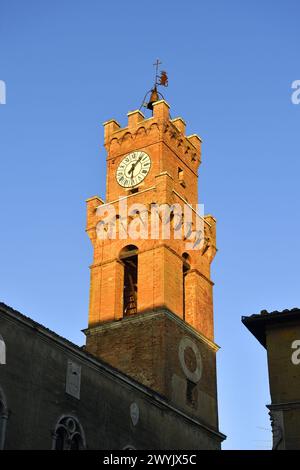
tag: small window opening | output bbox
[186,379,198,408]
[182,253,190,320]
[178,167,186,187]
[129,187,139,195]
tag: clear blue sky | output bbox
[1,0,299,450]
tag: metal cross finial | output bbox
[139,59,168,111]
[153,59,162,85]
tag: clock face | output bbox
[116,151,151,188]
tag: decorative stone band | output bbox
[83,308,220,353]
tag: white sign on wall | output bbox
[66,360,81,399]
[0,335,6,365]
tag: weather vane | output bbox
[140,59,168,112]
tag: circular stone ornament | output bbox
[178,336,203,383]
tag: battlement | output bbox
[103,100,202,167]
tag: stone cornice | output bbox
[267,402,300,411]
[84,308,220,352]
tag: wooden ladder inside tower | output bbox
[124,268,137,316]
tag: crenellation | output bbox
[171,117,186,135]
[103,119,121,142]
[152,99,170,121]
[127,109,145,128]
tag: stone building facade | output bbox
[0,303,225,449]
[243,308,300,450]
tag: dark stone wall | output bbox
[86,310,219,430]
[0,306,224,450]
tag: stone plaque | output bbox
[66,360,81,399]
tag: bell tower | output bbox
[84,80,221,440]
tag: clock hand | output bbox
[128,164,135,178]
[127,155,143,181]
[130,156,143,175]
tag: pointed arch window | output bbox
[52,416,86,450]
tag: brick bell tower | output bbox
[84,83,221,437]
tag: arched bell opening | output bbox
[182,253,191,320]
[120,245,139,317]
